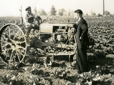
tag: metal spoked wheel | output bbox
[0,23,27,64]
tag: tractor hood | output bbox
[40,23,73,33]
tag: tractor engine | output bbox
[39,23,76,53]
[40,24,75,53]
[39,23,75,43]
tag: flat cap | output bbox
[25,6,31,11]
[74,9,83,15]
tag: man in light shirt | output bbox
[25,6,42,44]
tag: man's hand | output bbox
[80,37,82,40]
[71,28,76,33]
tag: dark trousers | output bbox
[76,46,89,73]
[26,25,39,43]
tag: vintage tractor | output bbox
[0,22,78,65]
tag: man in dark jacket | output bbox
[74,9,89,73]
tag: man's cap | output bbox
[25,6,31,11]
[74,9,83,15]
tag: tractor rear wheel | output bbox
[0,23,27,64]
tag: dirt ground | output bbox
[0,54,114,85]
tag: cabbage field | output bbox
[0,16,114,85]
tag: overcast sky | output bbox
[0,0,113,16]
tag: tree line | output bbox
[35,5,72,16]
[34,5,112,17]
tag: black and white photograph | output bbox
[0,0,114,85]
